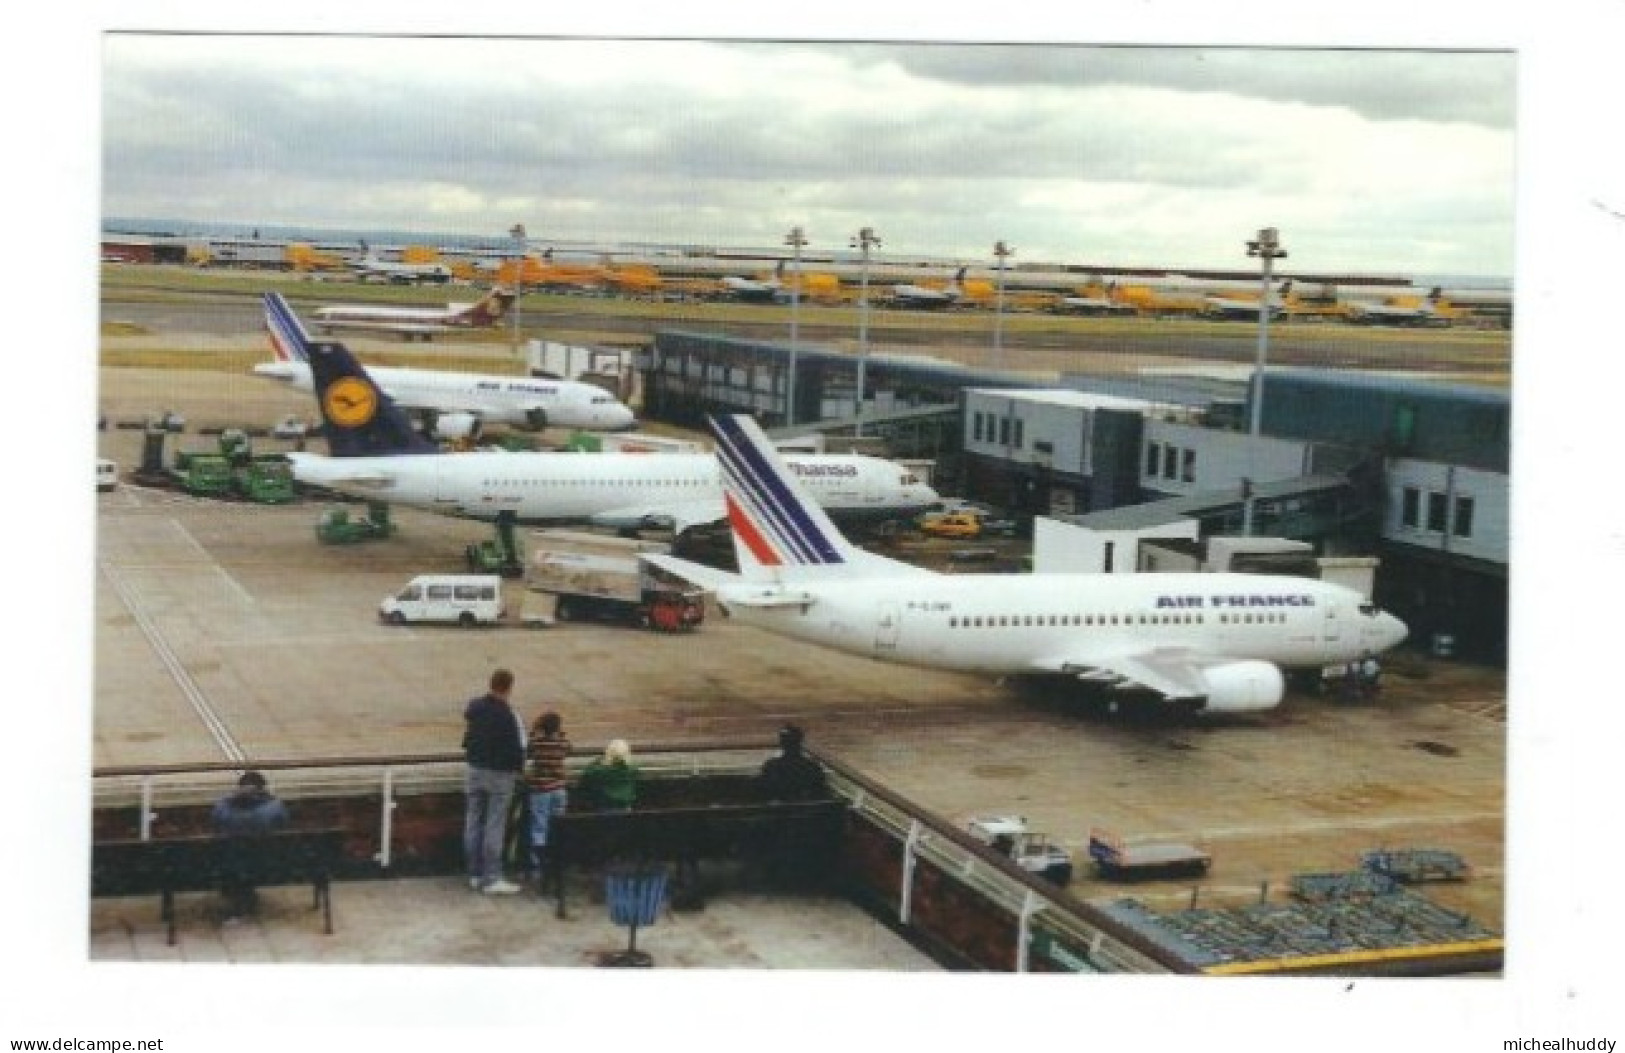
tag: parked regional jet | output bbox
[348,241,453,285]
[891,266,968,309]
[1051,281,1136,316]
[255,293,634,437]
[720,261,786,302]
[1345,287,1449,327]
[283,331,939,535]
[644,415,1408,715]
[309,286,516,342]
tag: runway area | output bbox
[92,353,1509,935]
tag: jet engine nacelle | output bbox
[429,412,481,441]
[1195,660,1285,713]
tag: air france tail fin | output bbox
[301,335,439,457]
[708,414,928,583]
[263,292,314,363]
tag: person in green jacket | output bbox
[579,739,638,811]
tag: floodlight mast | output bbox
[851,226,881,438]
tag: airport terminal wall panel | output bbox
[1381,458,1509,567]
[1140,420,1312,498]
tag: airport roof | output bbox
[1060,474,1351,531]
[1265,367,1509,406]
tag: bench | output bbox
[547,799,846,917]
[91,828,347,944]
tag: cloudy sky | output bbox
[102,35,1516,279]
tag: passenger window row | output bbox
[945,611,1289,628]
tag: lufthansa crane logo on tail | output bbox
[323,377,378,429]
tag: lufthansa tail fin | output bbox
[301,335,439,457]
[263,292,314,364]
[708,414,928,583]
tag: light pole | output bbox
[784,225,807,429]
[851,226,881,437]
[1243,226,1286,535]
[509,223,527,364]
[992,240,1014,370]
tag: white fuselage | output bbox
[285,449,939,529]
[716,573,1407,676]
[253,362,635,432]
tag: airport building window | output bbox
[1163,445,1178,480]
[1401,486,1420,529]
[999,417,1011,446]
[1013,419,1025,450]
[1427,491,1449,533]
[1181,449,1196,483]
[972,412,984,442]
[1454,495,1476,538]
[1146,443,1160,477]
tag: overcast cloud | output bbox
[103,35,1515,278]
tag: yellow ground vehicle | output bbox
[919,512,985,540]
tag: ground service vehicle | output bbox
[97,459,119,492]
[316,503,395,544]
[525,530,704,632]
[965,816,1074,885]
[379,574,504,627]
[919,511,1018,540]
[1088,827,1211,880]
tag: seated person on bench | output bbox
[757,725,828,801]
[210,770,290,921]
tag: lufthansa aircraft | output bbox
[284,333,940,535]
[645,415,1408,715]
[309,286,516,342]
[254,293,635,437]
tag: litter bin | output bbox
[601,866,668,967]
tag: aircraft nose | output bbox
[1384,613,1409,650]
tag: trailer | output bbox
[524,530,704,632]
[1088,827,1211,881]
[965,816,1073,885]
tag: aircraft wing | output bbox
[1031,647,1218,701]
[587,498,726,535]
[640,553,739,591]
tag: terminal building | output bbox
[639,333,1510,664]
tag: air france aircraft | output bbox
[644,414,1408,715]
[284,334,939,535]
[310,286,516,342]
[254,293,635,437]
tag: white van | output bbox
[97,458,119,492]
[379,575,505,627]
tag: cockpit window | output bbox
[1358,603,1379,617]
[900,473,919,486]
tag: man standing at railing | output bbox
[462,668,525,895]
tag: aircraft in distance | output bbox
[307,286,516,342]
[720,261,786,302]
[284,331,940,534]
[1345,287,1450,327]
[1051,281,1136,316]
[348,241,453,285]
[1201,281,1293,322]
[255,293,635,438]
[890,266,967,309]
[644,414,1408,716]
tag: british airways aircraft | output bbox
[645,415,1408,715]
[282,327,939,535]
[253,293,635,437]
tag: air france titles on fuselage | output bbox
[1156,593,1318,609]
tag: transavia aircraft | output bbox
[645,414,1409,716]
[284,334,939,535]
[254,293,635,437]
